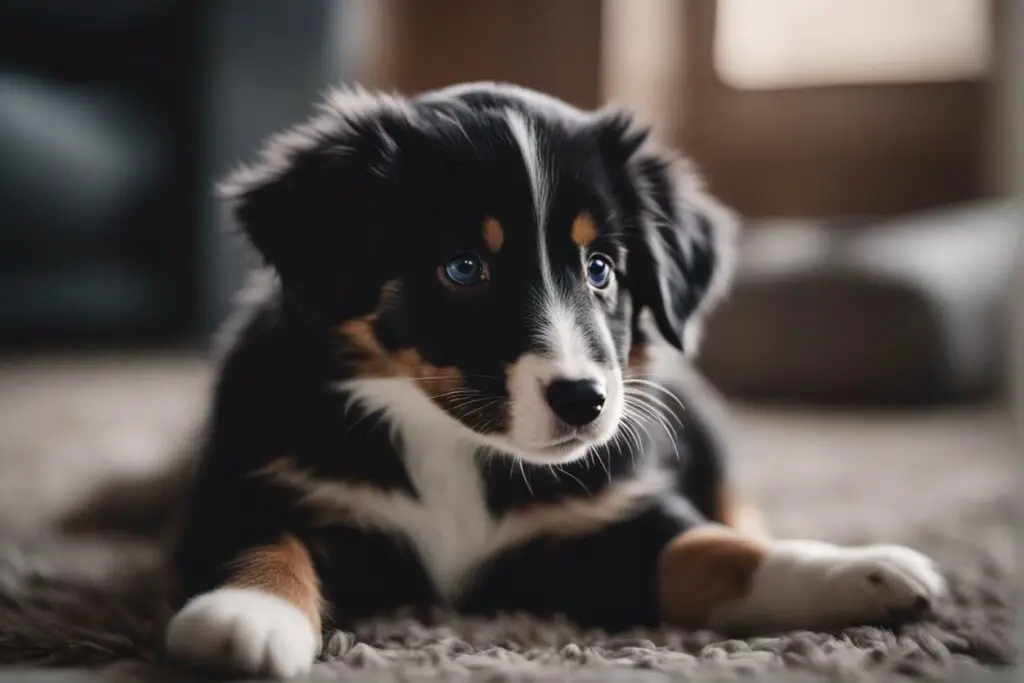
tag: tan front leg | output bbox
[657,526,768,629]
[227,534,324,633]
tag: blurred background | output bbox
[0,0,1019,541]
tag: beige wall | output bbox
[601,0,684,144]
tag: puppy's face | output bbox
[224,84,737,464]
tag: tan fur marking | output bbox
[483,217,504,253]
[658,527,767,628]
[713,485,771,539]
[226,534,323,632]
[628,343,649,373]
[340,314,379,354]
[336,280,464,395]
[338,314,391,377]
[395,348,464,395]
[571,212,597,248]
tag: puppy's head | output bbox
[222,83,737,464]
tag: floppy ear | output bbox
[218,89,416,319]
[594,109,740,356]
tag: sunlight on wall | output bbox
[715,0,991,90]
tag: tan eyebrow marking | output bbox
[483,217,504,253]
[571,212,597,248]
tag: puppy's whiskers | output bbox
[624,391,681,460]
[517,459,534,496]
[626,392,684,445]
[617,410,647,462]
[475,412,505,435]
[458,398,505,427]
[594,403,650,469]
[622,395,679,458]
[554,464,590,493]
[623,377,688,415]
[439,394,491,411]
[590,448,611,484]
[339,405,390,439]
[429,388,481,401]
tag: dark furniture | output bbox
[0,0,352,347]
[0,1,203,345]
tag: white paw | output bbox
[165,587,320,679]
[821,544,947,621]
[711,540,947,633]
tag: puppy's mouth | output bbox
[504,404,620,464]
[534,432,587,454]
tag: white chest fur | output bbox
[394,420,497,598]
[258,429,498,598]
[268,378,674,601]
[332,378,501,598]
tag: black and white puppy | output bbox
[165,83,946,679]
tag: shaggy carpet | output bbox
[0,354,1018,682]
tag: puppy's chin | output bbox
[502,430,605,466]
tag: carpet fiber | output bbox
[0,354,1018,681]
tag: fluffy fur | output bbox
[167,82,946,679]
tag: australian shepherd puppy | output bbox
[165,83,946,678]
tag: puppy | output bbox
[165,82,946,678]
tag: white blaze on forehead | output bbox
[504,109,551,246]
[529,288,593,375]
[505,108,583,365]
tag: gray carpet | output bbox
[0,354,1019,681]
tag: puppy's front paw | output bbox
[824,544,947,621]
[165,588,320,679]
[709,539,947,633]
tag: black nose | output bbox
[544,379,606,427]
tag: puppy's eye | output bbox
[443,252,487,286]
[586,254,614,289]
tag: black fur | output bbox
[172,82,740,632]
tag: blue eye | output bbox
[586,254,614,289]
[443,252,486,286]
